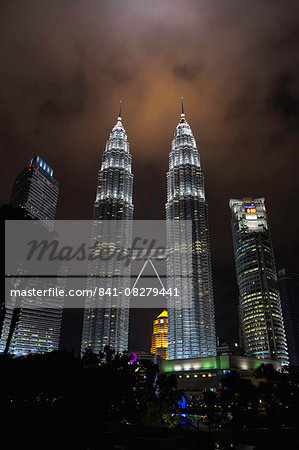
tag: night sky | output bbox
[1,0,299,353]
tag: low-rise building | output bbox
[159,354,281,398]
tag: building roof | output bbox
[160,355,282,373]
[157,310,168,319]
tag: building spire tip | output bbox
[180,97,186,123]
[118,100,122,120]
[181,97,185,117]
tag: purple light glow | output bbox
[128,352,138,363]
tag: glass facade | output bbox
[10,156,58,226]
[166,107,216,360]
[81,111,134,354]
[1,156,62,356]
[278,269,299,366]
[230,198,288,364]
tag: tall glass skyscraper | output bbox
[81,107,133,354]
[10,155,58,223]
[1,156,63,356]
[229,198,288,364]
[166,103,216,360]
[278,269,299,366]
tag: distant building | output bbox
[0,156,63,356]
[151,310,168,359]
[216,341,241,356]
[10,155,59,223]
[278,269,299,366]
[137,350,155,362]
[229,198,288,365]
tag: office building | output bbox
[10,155,58,222]
[0,156,62,356]
[151,310,168,359]
[229,198,288,364]
[278,269,299,365]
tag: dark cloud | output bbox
[0,0,299,351]
[173,64,202,81]
[270,73,299,129]
[37,69,88,122]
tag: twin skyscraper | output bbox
[3,102,288,365]
[80,102,287,365]
[81,101,217,360]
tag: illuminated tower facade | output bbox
[10,156,58,223]
[81,106,133,354]
[166,102,216,360]
[151,310,168,359]
[230,198,288,364]
[0,156,62,356]
[278,269,299,366]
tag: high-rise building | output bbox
[81,106,133,354]
[216,341,240,356]
[229,198,288,364]
[1,156,63,356]
[151,310,168,359]
[278,269,299,366]
[166,102,216,360]
[10,155,58,222]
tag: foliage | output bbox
[214,364,299,428]
[0,346,182,438]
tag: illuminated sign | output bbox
[245,205,256,214]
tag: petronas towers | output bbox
[81,106,133,354]
[81,102,216,359]
[166,104,216,359]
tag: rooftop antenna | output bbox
[181,96,184,116]
[180,97,185,122]
[118,100,122,119]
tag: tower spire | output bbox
[180,97,185,122]
[118,100,122,120]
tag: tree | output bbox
[220,370,257,427]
